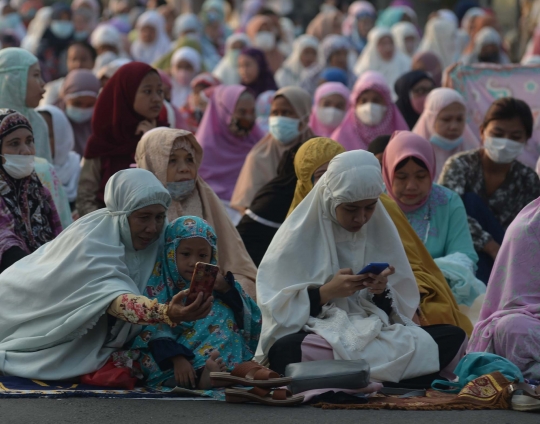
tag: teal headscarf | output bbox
[131,216,261,388]
[0,168,171,380]
[0,48,52,162]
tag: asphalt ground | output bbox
[1,399,539,424]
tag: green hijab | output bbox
[0,48,52,162]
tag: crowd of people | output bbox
[0,0,539,402]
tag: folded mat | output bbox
[0,376,218,399]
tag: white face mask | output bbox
[66,106,94,123]
[1,154,35,179]
[483,136,525,164]
[316,106,346,129]
[254,31,276,51]
[355,103,387,126]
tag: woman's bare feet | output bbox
[197,350,227,390]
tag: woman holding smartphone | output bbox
[0,169,212,381]
[257,150,466,389]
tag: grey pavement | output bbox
[1,399,539,424]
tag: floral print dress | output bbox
[129,216,261,389]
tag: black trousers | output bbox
[236,215,278,267]
[268,324,466,389]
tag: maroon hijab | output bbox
[84,62,168,202]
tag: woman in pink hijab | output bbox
[196,85,264,221]
[309,82,350,138]
[331,71,408,150]
[412,88,479,179]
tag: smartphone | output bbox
[357,262,389,276]
[184,262,220,306]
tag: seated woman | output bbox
[245,15,285,74]
[130,10,171,65]
[0,109,62,273]
[308,82,350,138]
[353,28,411,100]
[77,62,168,217]
[413,88,480,180]
[237,47,278,99]
[231,86,314,212]
[461,27,510,65]
[391,22,420,58]
[255,90,276,133]
[301,35,357,96]
[394,70,435,130]
[439,98,540,284]
[179,73,220,134]
[54,68,100,156]
[288,137,472,334]
[467,196,540,379]
[213,33,251,86]
[37,105,81,210]
[275,34,319,88]
[331,71,408,151]
[130,216,261,390]
[170,46,202,109]
[196,85,264,224]
[0,168,212,380]
[411,51,442,87]
[368,135,391,165]
[344,2,376,55]
[382,131,485,307]
[0,47,52,163]
[257,150,467,388]
[135,128,258,299]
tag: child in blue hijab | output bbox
[131,216,261,390]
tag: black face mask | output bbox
[478,52,500,63]
[231,117,254,135]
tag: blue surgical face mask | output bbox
[430,134,464,151]
[167,179,196,201]
[74,30,90,41]
[269,116,300,144]
[50,20,74,39]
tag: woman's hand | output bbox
[358,266,395,295]
[319,268,367,304]
[135,119,157,136]
[213,272,231,294]
[167,290,213,324]
[483,239,500,260]
[172,355,196,389]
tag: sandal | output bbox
[210,361,292,388]
[510,382,540,412]
[225,387,304,406]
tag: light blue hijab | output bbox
[0,169,171,380]
[0,48,52,162]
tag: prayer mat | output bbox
[313,372,514,411]
[0,376,217,399]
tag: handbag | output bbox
[285,359,370,394]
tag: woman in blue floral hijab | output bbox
[131,216,261,390]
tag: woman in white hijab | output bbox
[418,17,458,70]
[212,33,251,85]
[131,10,172,65]
[391,22,420,58]
[461,27,510,65]
[354,27,411,100]
[21,6,51,54]
[0,168,212,380]
[36,105,81,204]
[170,46,202,109]
[256,150,467,386]
[275,34,319,88]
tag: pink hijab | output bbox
[412,88,480,179]
[309,82,351,137]
[382,131,436,213]
[197,84,265,202]
[331,71,408,150]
